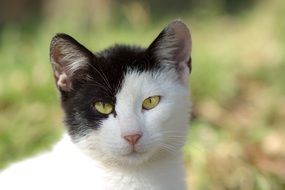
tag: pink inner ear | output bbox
[178,63,190,85]
[57,73,71,91]
[51,45,68,90]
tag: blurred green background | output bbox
[0,0,285,189]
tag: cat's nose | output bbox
[123,134,142,145]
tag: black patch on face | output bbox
[59,44,161,137]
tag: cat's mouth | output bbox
[123,148,145,156]
[120,145,149,158]
[123,151,142,157]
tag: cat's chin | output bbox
[110,151,153,167]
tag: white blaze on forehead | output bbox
[116,70,177,113]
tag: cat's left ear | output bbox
[147,20,192,84]
[50,33,94,92]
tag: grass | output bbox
[1,0,285,189]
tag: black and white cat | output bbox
[0,20,192,190]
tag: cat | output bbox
[0,20,192,190]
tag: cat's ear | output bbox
[147,20,192,83]
[50,33,93,91]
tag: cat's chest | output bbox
[0,146,185,190]
[59,157,177,190]
[58,165,155,190]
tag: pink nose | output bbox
[123,134,142,145]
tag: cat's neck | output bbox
[104,153,187,189]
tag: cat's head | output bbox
[50,20,192,167]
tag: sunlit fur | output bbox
[0,68,190,190]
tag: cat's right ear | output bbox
[50,34,93,92]
[147,20,192,84]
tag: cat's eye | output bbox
[142,96,160,110]
[93,102,113,115]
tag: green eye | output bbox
[93,102,113,115]
[142,96,160,110]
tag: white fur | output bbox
[0,69,190,190]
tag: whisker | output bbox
[85,62,113,94]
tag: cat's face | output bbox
[50,21,192,167]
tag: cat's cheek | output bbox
[97,116,131,156]
[143,102,172,128]
[72,129,102,159]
